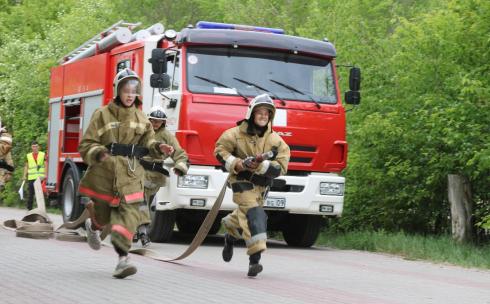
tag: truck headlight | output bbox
[319,182,344,196]
[177,175,209,189]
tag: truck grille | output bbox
[289,145,315,164]
[289,145,316,152]
[270,184,304,193]
[290,157,312,163]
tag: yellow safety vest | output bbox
[27,152,45,181]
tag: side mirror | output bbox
[345,91,360,105]
[148,49,167,74]
[150,74,171,89]
[349,67,361,91]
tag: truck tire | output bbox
[176,210,222,235]
[60,167,83,222]
[282,214,322,247]
[149,210,176,242]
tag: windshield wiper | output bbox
[269,79,321,109]
[233,77,286,106]
[194,75,249,103]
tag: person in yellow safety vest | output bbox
[0,123,14,192]
[22,141,46,210]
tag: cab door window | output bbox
[166,51,180,90]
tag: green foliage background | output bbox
[0,0,488,235]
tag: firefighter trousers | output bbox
[93,198,142,253]
[138,181,160,226]
[222,186,268,256]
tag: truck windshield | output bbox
[186,46,337,104]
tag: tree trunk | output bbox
[447,174,473,243]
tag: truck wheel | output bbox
[149,210,176,242]
[282,214,322,247]
[60,167,82,222]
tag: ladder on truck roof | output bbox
[59,20,141,64]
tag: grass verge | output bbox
[317,230,490,270]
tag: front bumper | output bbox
[154,165,344,216]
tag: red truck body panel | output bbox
[47,27,348,197]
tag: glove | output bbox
[173,168,184,176]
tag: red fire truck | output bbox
[46,20,360,247]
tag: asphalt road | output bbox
[1,206,489,304]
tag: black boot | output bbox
[222,233,236,262]
[137,225,151,248]
[247,251,263,277]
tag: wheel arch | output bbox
[60,159,86,192]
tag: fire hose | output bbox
[2,150,276,261]
[2,176,229,262]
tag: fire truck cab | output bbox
[46,21,361,247]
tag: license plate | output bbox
[265,197,286,209]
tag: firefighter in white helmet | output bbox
[78,68,173,279]
[215,93,290,277]
[134,105,189,247]
[0,120,14,192]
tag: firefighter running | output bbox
[215,93,290,277]
[0,121,14,193]
[78,68,174,279]
[134,106,189,247]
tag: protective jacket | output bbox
[0,132,13,185]
[0,132,12,155]
[143,127,189,191]
[78,102,163,206]
[215,120,290,189]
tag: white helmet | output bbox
[245,93,275,121]
[113,68,141,98]
[147,106,167,120]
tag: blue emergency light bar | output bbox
[196,21,284,34]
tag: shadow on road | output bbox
[158,231,332,251]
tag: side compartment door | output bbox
[82,91,104,134]
[47,99,61,186]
